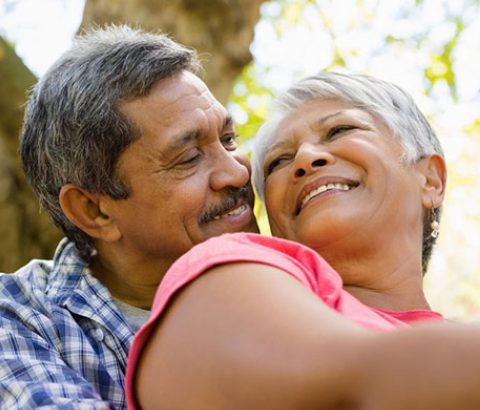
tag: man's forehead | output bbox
[149,71,210,104]
[121,71,218,123]
[120,71,233,156]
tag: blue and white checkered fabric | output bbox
[0,239,134,409]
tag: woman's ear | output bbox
[417,153,447,209]
[59,184,122,243]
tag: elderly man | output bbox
[0,25,258,409]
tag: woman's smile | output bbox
[296,177,359,215]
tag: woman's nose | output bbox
[291,144,335,181]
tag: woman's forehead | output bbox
[271,99,373,141]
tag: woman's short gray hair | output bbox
[20,25,201,260]
[252,72,444,274]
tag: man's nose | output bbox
[290,143,335,182]
[209,148,250,191]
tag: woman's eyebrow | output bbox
[312,110,346,131]
[267,111,348,154]
[268,139,292,155]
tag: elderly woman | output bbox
[126,73,480,410]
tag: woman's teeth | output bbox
[300,183,351,210]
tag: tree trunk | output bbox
[0,37,62,272]
[81,0,265,104]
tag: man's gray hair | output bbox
[20,25,201,260]
[252,72,444,274]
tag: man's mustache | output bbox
[198,185,250,224]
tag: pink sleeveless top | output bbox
[126,233,442,409]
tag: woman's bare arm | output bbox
[135,262,480,410]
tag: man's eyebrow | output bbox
[163,115,233,158]
[163,130,200,157]
[223,114,233,129]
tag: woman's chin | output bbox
[297,219,364,252]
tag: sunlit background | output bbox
[1,0,480,319]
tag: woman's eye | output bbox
[266,157,288,175]
[328,125,355,139]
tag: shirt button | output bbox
[95,328,104,341]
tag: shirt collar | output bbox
[46,239,121,322]
[46,238,90,298]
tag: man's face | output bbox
[106,71,258,271]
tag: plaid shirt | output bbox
[0,239,134,409]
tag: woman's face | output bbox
[263,99,426,256]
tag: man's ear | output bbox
[417,153,447,209]
[59,184,122,243]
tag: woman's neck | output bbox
[343,283,431,312]
[320,245,430,312]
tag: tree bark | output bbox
[0,37,62,272]
[81,0,265,104]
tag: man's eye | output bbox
[178,154,200,166]
[222,134,239,149]
[328,125,355,139]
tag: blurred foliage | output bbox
[228,64,274,145]
[231,0,479,132]
[465,117,480,137]
[424,17,461,101]
[230,0,480,319]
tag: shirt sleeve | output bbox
[0,285,116,409]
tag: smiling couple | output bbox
[124,26,480,410]
[3,24,480,410]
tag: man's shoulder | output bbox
[1,237,86,286]
[0,238,88,311]
[0,242,103,340]
[0,258,53,294]
[0,260,60,327]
